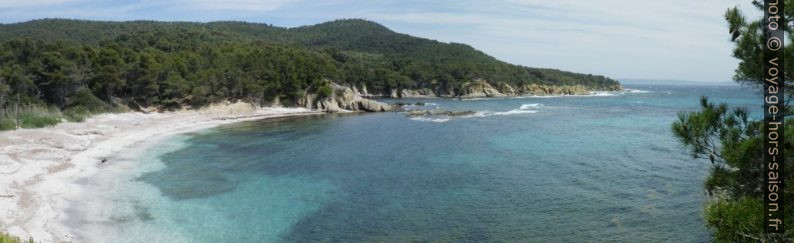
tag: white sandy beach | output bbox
[0,102,322,242]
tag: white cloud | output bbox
[179,0,300,12]
[365,0,761,81]
[0,0,81,8]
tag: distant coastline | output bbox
[618,79,739,86]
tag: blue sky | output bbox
[0,0,760,82]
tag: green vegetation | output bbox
[672,1,793,241]
[0,18,620,131]
[0,106,62,129]
[0,232,32,243]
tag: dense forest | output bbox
[0,19,620,128]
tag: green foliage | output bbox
[0,118,15,131]
[0,19,620,129]
[0,105,62,130]
[724,1,794,93]
[0,232,33,243]
[673,98,794,241]
[673,97,770,197]
[671,2,794,240]
[0,19,620,114]
[18,109,61,128]
[704,197,765,242]
[316,84,333,99]
[67,88,110,112]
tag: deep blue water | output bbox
[80,84,761,242]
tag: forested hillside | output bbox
[0,19,620,117]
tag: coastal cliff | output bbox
[347,79,623,99]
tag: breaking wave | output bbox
[466,103,542,117]
[409,103,542,122]
[519,103,543,109]
[491,109,539,116]
[410,117,451,123]
[625,89,651,94]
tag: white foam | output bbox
[586,91,619,97]
[410,117,450,123]
[512,95,556,99]
[493,109,539,116]
[461,97,500,101]
[466,109,539,117]
[519,103,543,109]
[625,89,651,94]
[513,92,622,98]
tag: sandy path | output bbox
[0,103,323,242]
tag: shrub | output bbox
[316,84,333,99]
[0,118,15,131]
[0,232,33,243]
[63,106,89,122]
[18,111,61,128]
[66,88,110,113]
[0,106,62,130]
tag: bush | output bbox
[0,118,15,131]
[316,84,333,99]
[705,197,764,242]
[63,106,89,122]
[67,88,110,113]
[0,106,62,130]
[18,111,61,128]
[0,232,33,243]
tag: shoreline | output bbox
[372,89,644,100]
[0,103,324,242]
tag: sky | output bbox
[0,0,762,82]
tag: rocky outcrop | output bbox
[519,84,597,95]
[400,88,436,98]
[300,82,393,113]
[460,79,506,98]
[497,83,517,96]
[353,84,386,98]
[606,84,624,91]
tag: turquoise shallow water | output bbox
[75,84,760,242]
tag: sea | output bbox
[68,83,761,242]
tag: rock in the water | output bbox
[358,99,392,112]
